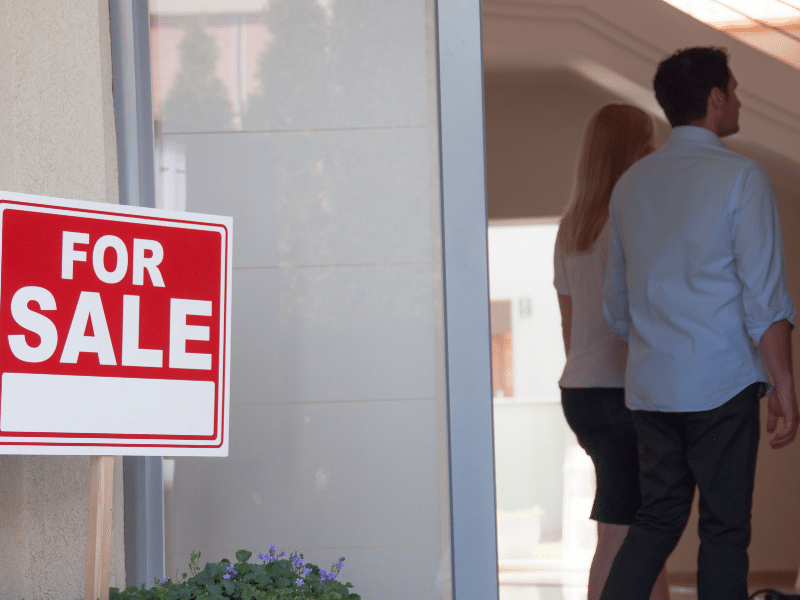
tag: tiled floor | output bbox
[498,570,799,599]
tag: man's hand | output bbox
[766,383,799,449]
[760,320,799,449]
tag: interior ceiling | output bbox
[481,0,800,174]
[481,0,800,74]
[481,0,705,119]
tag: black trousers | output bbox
[599,382,763,600]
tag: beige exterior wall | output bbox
[0,0,119,205]
[484,76,800,574]
[0,1,124,598]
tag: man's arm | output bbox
[733,164,795,348]
[730,165,797,447]
[759,319,799,449]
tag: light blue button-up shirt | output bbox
[603,126,795,412]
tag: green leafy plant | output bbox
[110,546,360,600]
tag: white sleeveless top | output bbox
[553,223,627,388]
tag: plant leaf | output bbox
[206,563,221,578]
[168,586,190,600]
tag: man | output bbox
[600,47,799,600]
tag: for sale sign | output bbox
[0,191,232,456]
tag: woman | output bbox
[554,104,669,600]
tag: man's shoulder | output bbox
[670,133,765,172]
[710,144,764,170]
[705,146,774,190]
[612,152,658,189]
[626,139,769,185]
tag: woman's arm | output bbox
[558,293,572,356]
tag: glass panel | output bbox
[150,2,451,599]
[489,220,596,600]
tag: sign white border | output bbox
[0,191,232,456]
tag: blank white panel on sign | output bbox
[1,373,215,436]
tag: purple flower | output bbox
[320,569,329,582]
[223,564,237,579]
[295,578,304,587]
[256,552,267,562]
[302,566,312,576]
[160,576,169,584]
[269,544,276,553]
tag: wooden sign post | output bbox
[86,456,114,600]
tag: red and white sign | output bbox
[0,191,232,456]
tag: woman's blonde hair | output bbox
[557,104,654,254]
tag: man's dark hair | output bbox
[653,47,730,127]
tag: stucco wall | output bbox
[0,1,124,598]
[0,0,119,204]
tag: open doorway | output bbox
[488,220,596,599]
[482,3,800,593]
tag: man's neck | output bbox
[687,118,721,136]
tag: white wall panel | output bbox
[230,263,438,405]
[150,1,453,598]
[172,400,440,550]
[175,128,434,269]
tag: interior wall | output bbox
[0,1,124,598]
[485,74,670,221]
[484,74,800,574]
[485,76,609,220]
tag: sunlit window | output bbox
[662,0,800,68]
